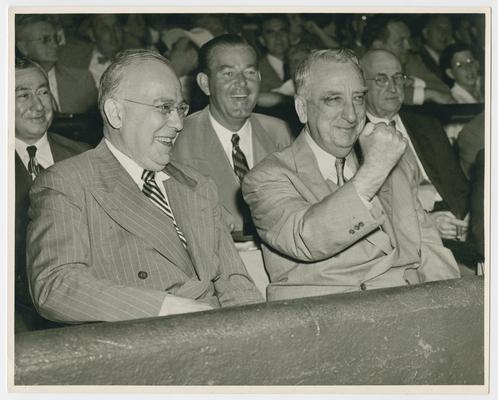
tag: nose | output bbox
[168,108,184,131]
[387,77,398,93]
[234,72,248,87]
[29,93,45,111]
[341,99,357,124]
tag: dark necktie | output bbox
[231,134,250,182]
[26,145,43,179]
[335,157,346,187]
[141,170,188,249]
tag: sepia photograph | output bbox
[4,2,493,397]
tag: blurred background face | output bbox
[17,21,59,71]
[383,21,411,65]
[261,18,290,59]
[15,67,54,144]
[299,60,367,158]
[205,45,260,131]
[423,16,453,53]
[91,15,124,59]
[449,50,479,90]
[364,52,404,120]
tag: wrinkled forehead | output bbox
[309,60,365,93]
[208,44,257,69]
[15,66,48,89]
[118,59,181,99]
[367,53,402,75]
[452,50,474,64]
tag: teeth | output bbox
[157,137,173,144]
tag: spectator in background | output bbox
[360,49,477,271]
[440,43,483,104]
[418,15,454,80]
[15,15,98,114]
[14,56,90,331]
[58,14,125,88]
[258,15,291,93]
[173,35,293,243]
[362,14,454,105]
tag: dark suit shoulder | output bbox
[48,132,92,154]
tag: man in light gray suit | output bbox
[27,49,262,324]
[173,34,293,241]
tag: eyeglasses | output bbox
[366,73,407,88]
[122,98,190,119]
[454,58,476,69]
[24,34,60,45]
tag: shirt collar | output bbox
[208,109,250,136]
[424,44,440,64]
[15,132,53,171]
[266,53,285,80]
[104,139,170,189]
[303,128,356,182]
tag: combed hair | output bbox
[15,15,53,41]
[15,55,49,80]
[98,48,171,116]
[197,33,257,74]
[294,48,362,97]
[259,14,290,32]
[439,42,474,74]
[362,14,407,49]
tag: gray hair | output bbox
[98,49,172,118]
[294,48,363,98]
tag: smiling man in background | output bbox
[27,49,262,324]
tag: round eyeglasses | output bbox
[121,98,190,119]
[366,73,407,88]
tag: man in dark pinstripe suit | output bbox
[26,49,262,325]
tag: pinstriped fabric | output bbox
[231,134,250,182]
[26,140,262,324]
[141,170,188,249]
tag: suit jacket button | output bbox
[349,229,355,235]
[354,224,359,230]
[418,249,422,257]
[358,222,364,227]
[360,283,366,291]
[138,271,148,279]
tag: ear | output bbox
[196,72,211,96]
[445,68,455,80]
[294,95,308,124]
[103,98,123,129]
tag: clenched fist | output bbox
[352,122,407,201]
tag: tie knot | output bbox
[388,120,396,128]
[335,157,345,168]
[141,170,155,183]
[231,133,240,147]
[27,145,37,158]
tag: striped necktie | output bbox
[26,145,43,179]
[231,133,250,181]
[141,170,188,249]
[335,157,346,187]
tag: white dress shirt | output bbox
[89,48,111,87]
[15,133,55,179]
[208,110,254,169]
[47,67,61,111]
[105,139,196,316]
[366,112,443,210]
[266,53,285,81]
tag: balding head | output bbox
[360,49,405,120]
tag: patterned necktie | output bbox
[335,157,346,187]
[231,133,250,182]
[26,145,43,179]
[141,170,188,249]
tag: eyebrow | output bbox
[15,83,49,92]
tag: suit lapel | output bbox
[251,117,275,165]
[163,164,214,280]
[292,132,331,201]
[47,133,75,163]
[89,141,194,275]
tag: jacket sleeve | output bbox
[242,159,384,262]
